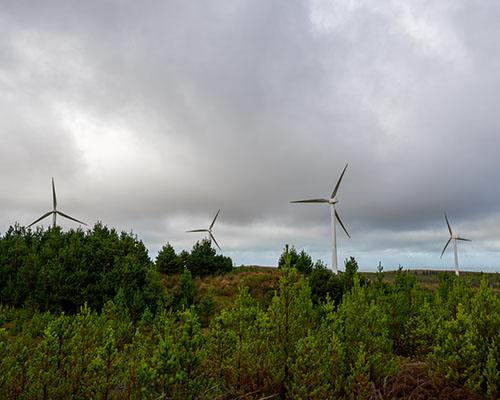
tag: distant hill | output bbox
[161,266,500,313]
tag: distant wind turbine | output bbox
[440,212,470,276]
[186,209,221,250]
[28,178,87,229]
[290,164,350,275]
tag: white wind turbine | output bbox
[290,164,350,275]
[186,209,222,250]
[440,212,470,276]
[28,178,87,229]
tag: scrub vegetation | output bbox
[0,225,499,399]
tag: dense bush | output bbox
[0,224,164,315]
[1,267,497,399]
[308,256,367,305]
[155,239,233,277]
[277,244,314,274]
[180,239,233,277]
[1,226,499,399]
[174,268,196,309]
[155,242,181,274]
[308,263,343,305]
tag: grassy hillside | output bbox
[162,266,500,313]
[162,266,281,312]
[361,269,500,289]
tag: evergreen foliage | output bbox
[268,267,314,397]
[156,239,233,277]
[155,242,181,274]
[277,244,314,273]
[308,256,365,305]
[175,268,196,309]
[183,239,233,277]
[308,264,343,305]
[0,223,163,315]
[0,232,499,399]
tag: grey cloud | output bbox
[1,1,500,269]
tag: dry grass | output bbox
[195,268,281,311]
[161,267,500,313]
[161,267,281,312]
[377,362,482,400]
[361,269,500,291]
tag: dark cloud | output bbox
[1,1,500,270]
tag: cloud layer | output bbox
[1,1,500,271]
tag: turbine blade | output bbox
[186,229,209,233]
[56,211,87,225]
[456,237,471,241]
[290,199,329,203]
[210,209,220,229]
[27,211,53,228]
[444,212,452,236]
[331,163,348,199]
[52,178,57,209]
[335,210,350,238]
[440,237,452,258]
[210,232,221,250]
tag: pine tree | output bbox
[175,268,196,309]
[267,267,314,398]
[206,286,270,395]
[334,275,394,390]
[484,344,499,399]
[432,303,482,392]
[156,243,181,274]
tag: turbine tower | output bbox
[290,164,350,275]
[28,178,87,228]
[186,209,221,250]
[440,212,470,276]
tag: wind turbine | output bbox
[28,178,87,229]
[186,209,221,250]
[290,164,350,275]
[440,212,470,276]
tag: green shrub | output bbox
[183,239,233,277]
[277,244,314,274]
[175,268,196,309]
[0,223,164,315]
[309,266,343,305]
[156,242,181,274]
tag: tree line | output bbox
[0,224,232,316]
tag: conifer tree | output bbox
[432,303,482,392]
[268,267,314,398]
[156,242,181,274]
[334,275,394,389]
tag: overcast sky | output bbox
[1,1,500,271]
